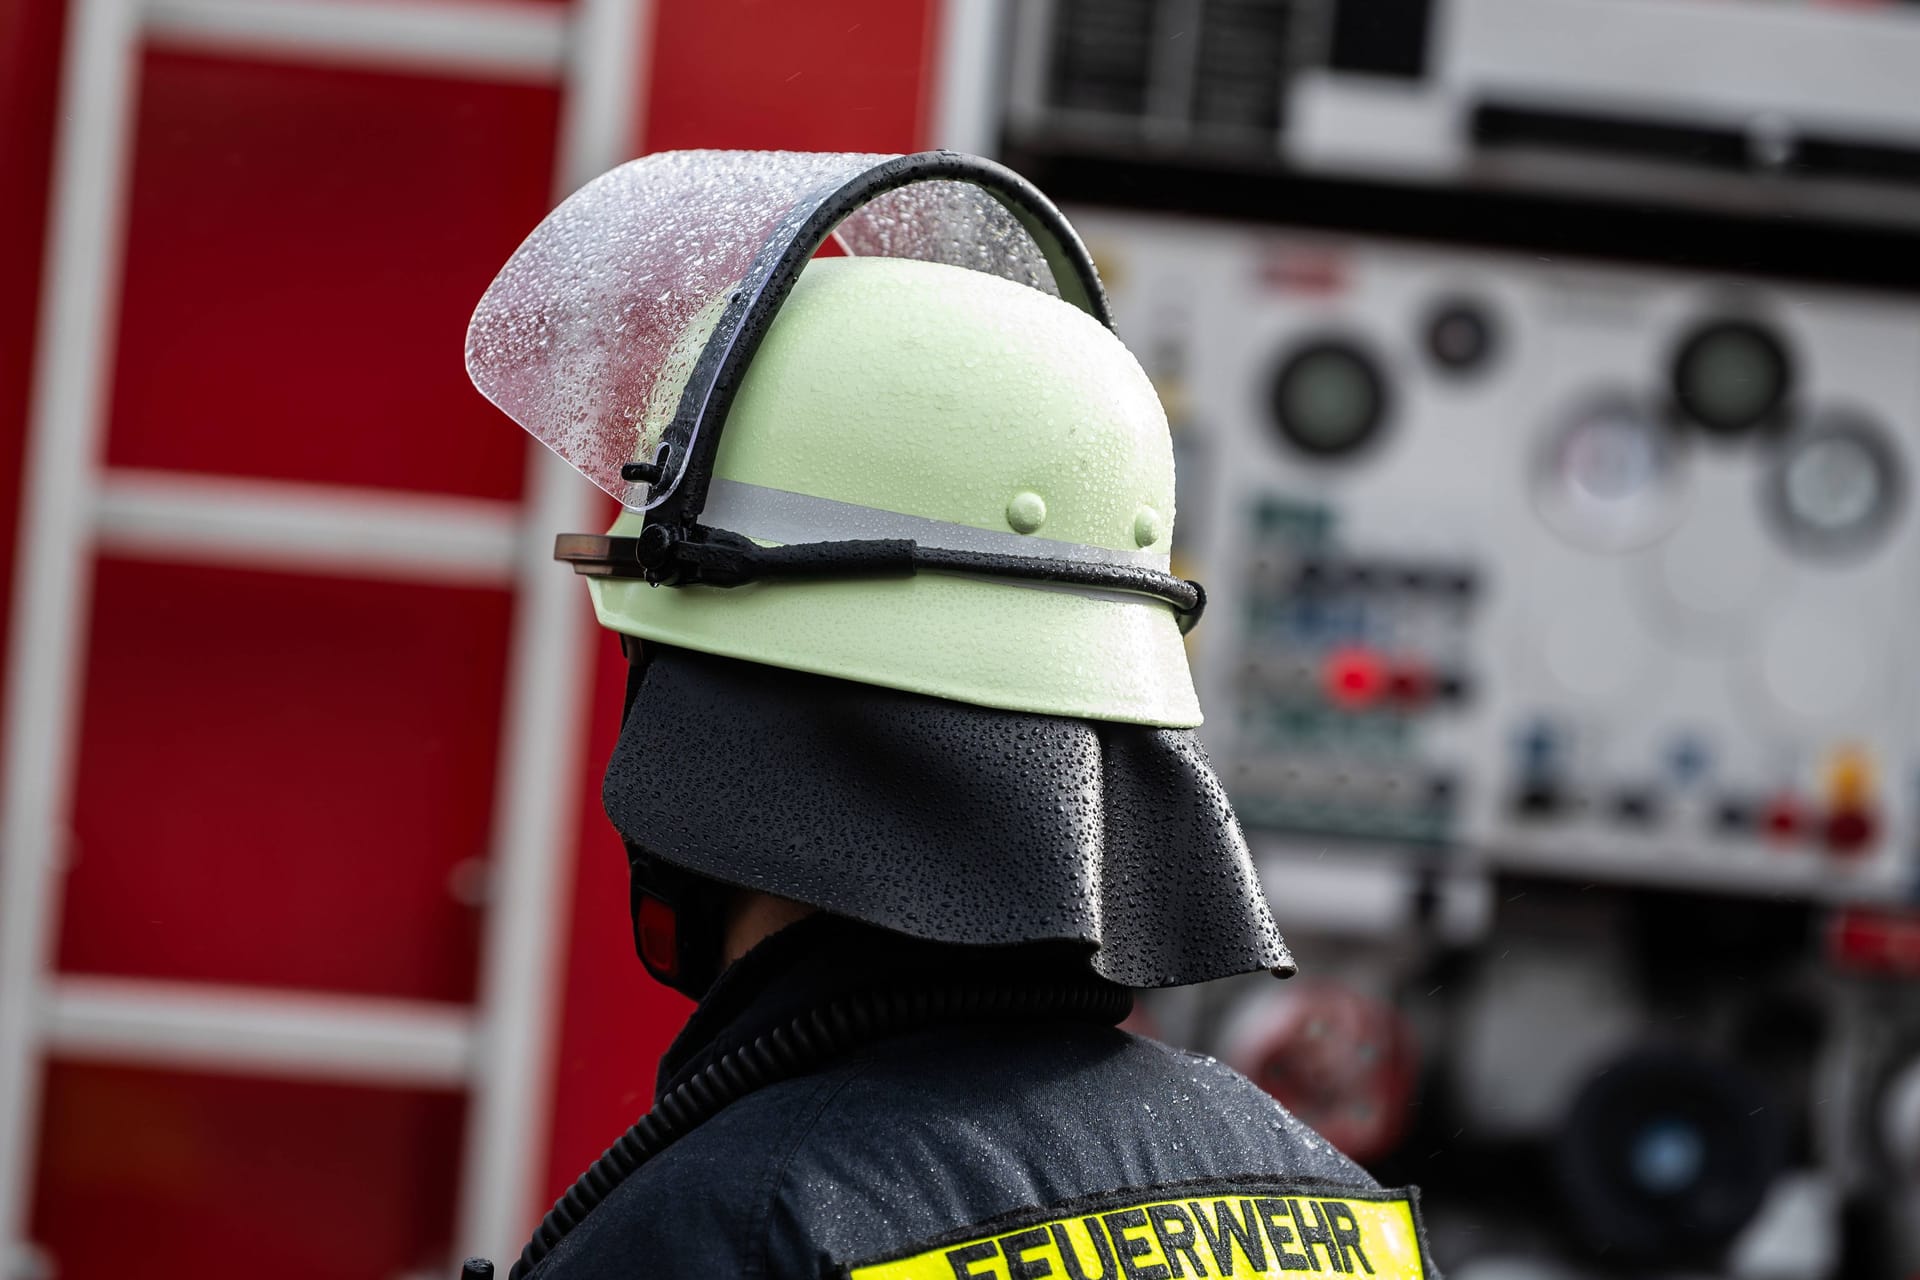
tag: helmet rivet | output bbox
[1006,491,1048,534]
[1133,506,1165,548]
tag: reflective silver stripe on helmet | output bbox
[702,478,1173,573]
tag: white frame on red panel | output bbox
[0,0,643,1271]
[927,0,1007,158]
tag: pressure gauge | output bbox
[1535,397,1688,553]
[1269,339,1389,459]
[1766,415,1903,559]
[1671,318,1792,434]
[1424,296,1498,376]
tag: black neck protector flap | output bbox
[603,645,1293,989]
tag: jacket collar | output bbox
[654,914,1128,1100]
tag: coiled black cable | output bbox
[507,978,1131,1279]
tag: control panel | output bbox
[1085,212,1920,905]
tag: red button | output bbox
[1824,807,1878,856]
[1324,647,1385,708]
[1762,795,1803,842]
[1385,661,1433,707]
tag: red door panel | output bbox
[105,51,561,501]
[32,1062,464,1279]
[643,0,938,153]
[59,559,512,1002]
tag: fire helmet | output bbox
[468,150,1288,994]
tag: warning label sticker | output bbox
[847,1187,1429,1280]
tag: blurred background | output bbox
[3,0,1919,1275]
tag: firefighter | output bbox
[463,150,1437,1280]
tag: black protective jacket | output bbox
[532,918,1437,1280]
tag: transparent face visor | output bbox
[466,150,1095,510]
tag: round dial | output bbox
[1269,340,1389,459]
[1535,397,1688,553]
[1672,318,1792,434]
[1424,297,1497,375]
[1767,415,1903,558]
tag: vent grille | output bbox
[1031,0,1313,151]
[1046,0,1157,118]
[1194,0,1298,136]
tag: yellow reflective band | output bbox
[848,1190,1427,1280]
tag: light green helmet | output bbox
[467,150,1204,728]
